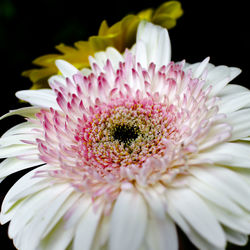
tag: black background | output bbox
[0,0,249,249]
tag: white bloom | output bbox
[1,21,250,250]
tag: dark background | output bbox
[0,0,249,249]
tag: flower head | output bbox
[22,1,183,89]
[1,21,250,250]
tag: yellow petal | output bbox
[152,14,177,29]
[138,8,153,20]
[32,54,63,67]
[74,41,93,52]
[55,43,79,54]
[98,20,110,36]
[119,15,141,51]
[89,33,118,52]
[153,1,183,19]
[22,68,57,84]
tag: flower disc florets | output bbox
[79,98,178,170]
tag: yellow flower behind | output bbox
[22,1,183,89]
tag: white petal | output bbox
[192,57,210,78]
[64,196,92,230]
[207,202,250,234]
[16,89,60,110]
[0,165,52,214]
[186,175,243,215]
[105,47,124,68]
[205,66,241,96]
[37,219,74,250]
[184,61,214,77]
[218,85,250,113]
[89,53,106,70]
[8,194,40,234]
[229,67,242,81]
[55,59,79,78]
[223,226,248,246]
[138,185,166,220]
[90,47,123,71]
[219,83,250,95]
[134,40,148,69]
[48,75,66,87]
[109,189,148,250]
[0,157,44,180]
[135,21,171,69]
[166,188,226,248]
[146,213,178,250]
[73,204,103,250]
[80,67,92,76]
[91,215,110,250]
[167,194,225,250]
[0,107,41,120]
[186,227,225,250]
[137,242,148,250]
[236,169,250,188]
[0,197,22,225]
[241,137,250,141]
[156,25,171,68]
[41,192,82,238]
[189,166,250,210]
[226,108,250,140]
[166,200,190,234]
[14,184,73,250]
[0,133,38,147]
[12,178,56,204]
[139,186,178,250]
[0,144,38,158]
[8,183,68,238]
[194,142,250,168]
[1,121,39,138]
[198,123,232,151]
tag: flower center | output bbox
[77,97,179,173]
[111,124,140,146]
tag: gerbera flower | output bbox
[22,1,183,89]
[1,21,250,250]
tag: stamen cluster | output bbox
[76,97,179,174]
